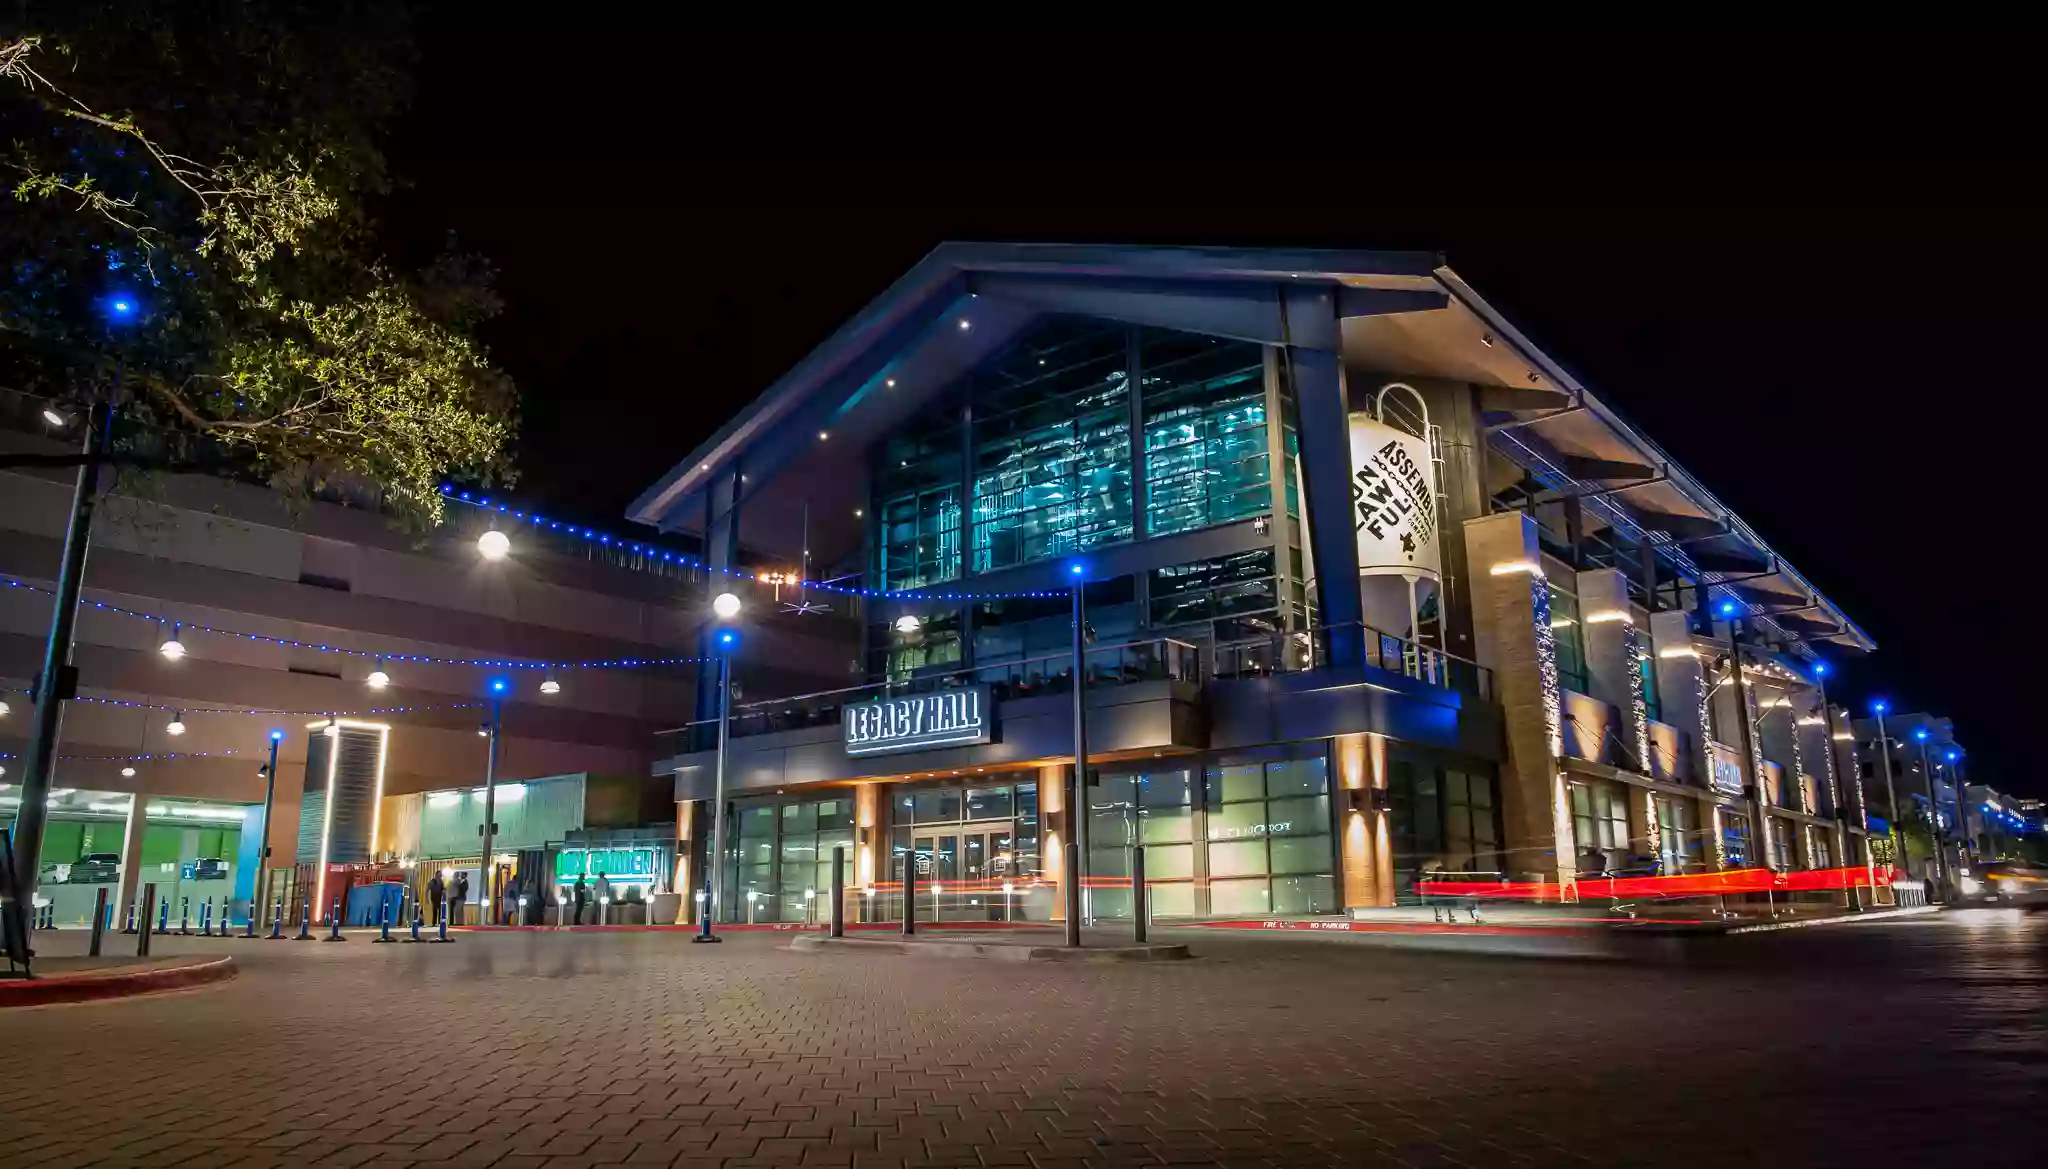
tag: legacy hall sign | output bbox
[843,685,994,757]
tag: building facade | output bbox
[3,412,850,922]
[631,244,1880,924]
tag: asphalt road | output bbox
[2,911,2042,1168]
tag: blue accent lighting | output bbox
[489,678,510,694]
[1871,700,1887,714]
[1812,662,1827,676]
[1913,728,1928,741]
[1717,600,1736,616]
[269,729,285,742]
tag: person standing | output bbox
[427,871,446,926]
[572,873,588,925]
[594,871,613,922]
[450,871,470,926]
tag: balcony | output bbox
[1209,621,1493,702]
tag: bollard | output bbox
[266,897,287,940]
[89,888,109,955]
[243,898,258,939]
[177,896,191,936]
[902,852,918,937]
[294,900,314,940]
[199,899,213,937]
[122,899,138,934]
[403,901,424,943]
[692,885,719,944]
[155,896,171,935]
[324,896,347,942]
[1132,844,1148,945]
[372,899,395,943]
[830,845,846,938]
[428,899,454,943]
[137,885,157,958]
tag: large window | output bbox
[1149,549,1282,648]
[875,407,963,590]
[1655,795,1695,874]
[1141,329,1270,538]
[1204,758,1336,915]
[1549,582,1588,693]
[1570,781,1630,869]
[1388,760,1505,899]
[1722,811,1753,867]
[1767,817,1798,871]
[970,318,1132,572]
[1087,768,1196,918]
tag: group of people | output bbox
[417,868,618,926]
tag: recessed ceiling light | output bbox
[885,378,897,388]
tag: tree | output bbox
[1,3,514,530]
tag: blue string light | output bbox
[0,689,486,721]
[1,575,704,672]
[438,486,1074,604]
[0,748,243,763]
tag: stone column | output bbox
[1463,511,1574,895]
[674,800,695,924]
[1037,764,1068,922]
[1333,732,1393,908]
[1650,609,1723,868]
[1575,568,1648,772]
[854,782,882,922]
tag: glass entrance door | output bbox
[910,824,1016,922]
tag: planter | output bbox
[649,892,683,925]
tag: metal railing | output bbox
[657,636,1203,756]
[1210,621,1493,701]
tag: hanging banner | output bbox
[1347,413,1440,579]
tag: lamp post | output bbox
[255,730,284,925]
[1914,727,1948,900]
[1066,562,1087,948]
[478,679,507,925]
[1812,664,1859,910]
[1872,702,1907,892]
[697,593,742,939]
[9,295,136,900]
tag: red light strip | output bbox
[1420,865,1890,901]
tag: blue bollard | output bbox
[108,902,118,932]
[403,903,424,943]
[294,901,313,941]
[323,896,347,942]
[267,897,286,940]
[156,897,171,935]
[123,901,138,934]
[372,899,396,943]
[199,899,212,937]
[428,898,455,943]
[178,896,191,936]
[244,899,258,938]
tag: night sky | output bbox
[374,17,2044,793]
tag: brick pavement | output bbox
[0,912,2042,1168]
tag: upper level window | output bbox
[1141,329,1269,538]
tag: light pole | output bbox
[1066,562,1087,948]
[1912,727,1949,901]
[478,679,507,925]
[255,729,283,925]
[1812,663,1859,910]
[1872,701,1907,891]
[697,592,742,939]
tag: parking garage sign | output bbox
[1348,413,1440,579]
[844,686,993,757]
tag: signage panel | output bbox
[1347,412,1441,579]
[843,685,993,757]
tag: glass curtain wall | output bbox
[875,407,963,590]
[1139,329,1272,537]
[1549,581,1588,693]
[1204,758,1336,915]
[1388,759,1505,901]
[1149,549,1283,649]
[1087,768,1197,918]
[726,796,855,923]
[887,778,1043,922]
[970,319,1132,572]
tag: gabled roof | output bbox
[627,242,1872,653]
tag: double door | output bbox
[903,823,1017,921]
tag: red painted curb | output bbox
[0,955,237,1008]
[453,920,1047,934]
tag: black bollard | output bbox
[199,899,213,937]
[902,853,918,937]
[90,889,109,956]
[830,845,846,938]
[1132,844,1148,945]
[137,885,157,958]
[177,896,191,936]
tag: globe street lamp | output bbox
[477,528,510,561]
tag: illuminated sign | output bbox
[844,686,992,757]
[556,847,659,883]
[1710,743,1747,799]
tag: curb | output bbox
[1725,905,1942,934]
[790,934,1190,962]
[0,955,237,1009]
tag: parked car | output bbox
[70,853,121,884]
[192,857,229,881]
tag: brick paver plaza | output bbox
[3,913,2043,1168]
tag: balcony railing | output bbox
[656,636,1202,757]
[1210,621,1493,701]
